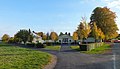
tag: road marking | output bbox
[113,53,116,69]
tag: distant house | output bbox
[57,34,74,44]
[32,35,44,44]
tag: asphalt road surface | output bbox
[12,43,120,69]
[54,43,120,69]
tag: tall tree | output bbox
[77,18,91,40]
[73,32,78,43]
[28,29,33,43]
[50,32,58,42]
[59,32,64,36]
[91,22,105,42]
[91,22,99,40]
[90,7,119,39]
[46,32,50,40]
[68,32,71,36]
[2,34,10,42]
[15,29,30,44]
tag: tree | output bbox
[50,32,58,42]
[97,28,105,41]
[28,29,33,43]
[91,22,105,42]
[42,33,47,40]
[68,32,71,36]
[91,22,99,40]
[77,18,91,41]
[8,37,14,43]
[90,7,119,39]
[59,32,64,36]
[73,32,78,44]
[2,34,10,42]
[15,29,30,44]
[46,32,50,40]
[65,32,67,35]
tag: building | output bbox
[57,34,74,44]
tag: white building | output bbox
[57,35,74,44]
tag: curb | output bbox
[44,55,57,69]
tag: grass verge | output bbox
[81,43,111,54]
[0,43,52,69]
[44,46,61,51]
[70,46,80,51]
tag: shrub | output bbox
[35,43,45,48]
[26,43,35,47]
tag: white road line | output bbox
[113,53,116,69]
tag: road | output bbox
[13,43,120,69]
[54,43,120,69]
[112,43,120,69]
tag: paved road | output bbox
[54,46,113,69]
[14,43,120,69]
[112,43,120,69]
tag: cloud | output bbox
[103,0,120,9]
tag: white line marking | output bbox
[113,53,116,69]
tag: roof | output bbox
[59,35,73,39]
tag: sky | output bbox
[0,0,120,38]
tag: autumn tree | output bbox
[42,33,47,40]
[77,18,91,41]
[73,32,78,44]
[2,34,10,42]
[90,7,119,39]
[91,22,105,42]
[50,32,58,42]
[98,28,105,42]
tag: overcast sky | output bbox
[0,0,120,38]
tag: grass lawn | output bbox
[44,46,61,51]
[70,46,80,51]
[70,43,111,54]
[0,43,52,69]
[81,43,111,54]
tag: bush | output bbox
[44,42,53,46]
[26,43,35,47]
[35,43,45,48]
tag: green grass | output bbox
[0,43,52,69]
[81,43,111,54]
[70,46,80,51]
[44,46,61,51]
[70,43,111,54]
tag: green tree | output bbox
[90,7,119,39]
[2,34,10,42]
[73,32,78,44]
[50,32,58,42]
[15,29,30,44]
[8,37,14,43]
[59,32,64,36]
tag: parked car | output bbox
[114,40,120,43]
